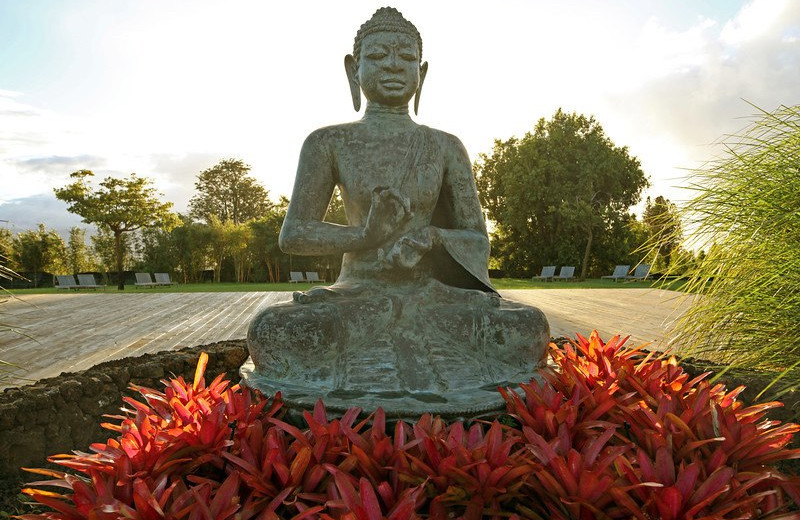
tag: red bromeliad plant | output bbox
[19,334,800,519]
[503,332,800,519]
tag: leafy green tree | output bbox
[642,196,682,271]
[227,221,253,283]
[593,214,650,275]
[475,109,649,278]
[12,224,68,285]
[171,216,212,283]
[249,197,289,283]
[207,217,236,283]
[67,227,95,274]
[189,159,272,225]
[0,228,13,269]
[92,227,132,279]
[55,170,178,290]
[324,187,348,225]
[136,227,177,274]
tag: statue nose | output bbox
[384,53,402,71]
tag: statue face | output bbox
[357,32,421,106]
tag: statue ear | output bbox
[414,61,428,115]
[344,54,361,112]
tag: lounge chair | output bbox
[532,265,556,281]
[554,266,576,281]
[601,265,630,282]
[135,272,158,287]
[55,275,79,290]
[76,274,104,289]
[305,271,325,283]
[153,273,174,286]
[626,264,652,281]
[289,271,306,283]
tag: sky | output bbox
[1,0,798,237]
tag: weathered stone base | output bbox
[240,356,543,420]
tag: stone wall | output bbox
[0,340,249,480]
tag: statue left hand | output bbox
[380,227,437,269]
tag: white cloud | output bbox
[595,0,800,208]
[721,0,792,45]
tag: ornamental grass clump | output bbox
[20,339,800,519]
[656,104,800,370]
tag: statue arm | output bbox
[433,133,495,291]
[279,130,410,256]
[437,133,489,240]
[279,131,367,256]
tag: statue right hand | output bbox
[363,187,411,246]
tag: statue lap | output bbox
[243,278,549,418]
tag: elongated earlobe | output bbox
[414,61,429,115]
[344,54,361,112]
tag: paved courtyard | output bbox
[0,289,693,389]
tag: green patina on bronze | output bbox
[241,7,550,418]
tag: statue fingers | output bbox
[381,188,412,217]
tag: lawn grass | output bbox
[4,278,686,294]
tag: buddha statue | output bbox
[241,7,549,418]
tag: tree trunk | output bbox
[580,225,594,281]
[114,230,125,290]
[214,256,222,283]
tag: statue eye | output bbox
[366,52,387,60]
[400,53,417,61]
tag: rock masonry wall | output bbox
[0,341,249,479]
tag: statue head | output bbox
[345,7,429,114]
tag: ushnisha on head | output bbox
[345,7,429,114]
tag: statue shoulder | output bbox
[425,127,469,155]
[303,121,363,150]
[423,127,470,168]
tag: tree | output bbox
[67,227,95,274]
[642,196,682,271]
[207,217,237,283]
[475,109,649,278]
[170,216,212,283]
[324,187,348,225]
[55,170,178,290]
[12,224,67,285]
[0,228,13,269]
[92,226,132,279]
[189,159,272,225]
[249,197,289,283]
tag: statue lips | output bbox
[381,78,406,90]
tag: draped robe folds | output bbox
[243,125,549,418]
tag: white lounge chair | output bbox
[76,274,103,289]
[626,264,652,281]
[601,265,630,282]
[55,275,79,290]
[153,273,174,286]
[532,265,556,281]
[305,271,325,283]
[554,266,576,281]
[289,271,306,283]
[135,272,158,287]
